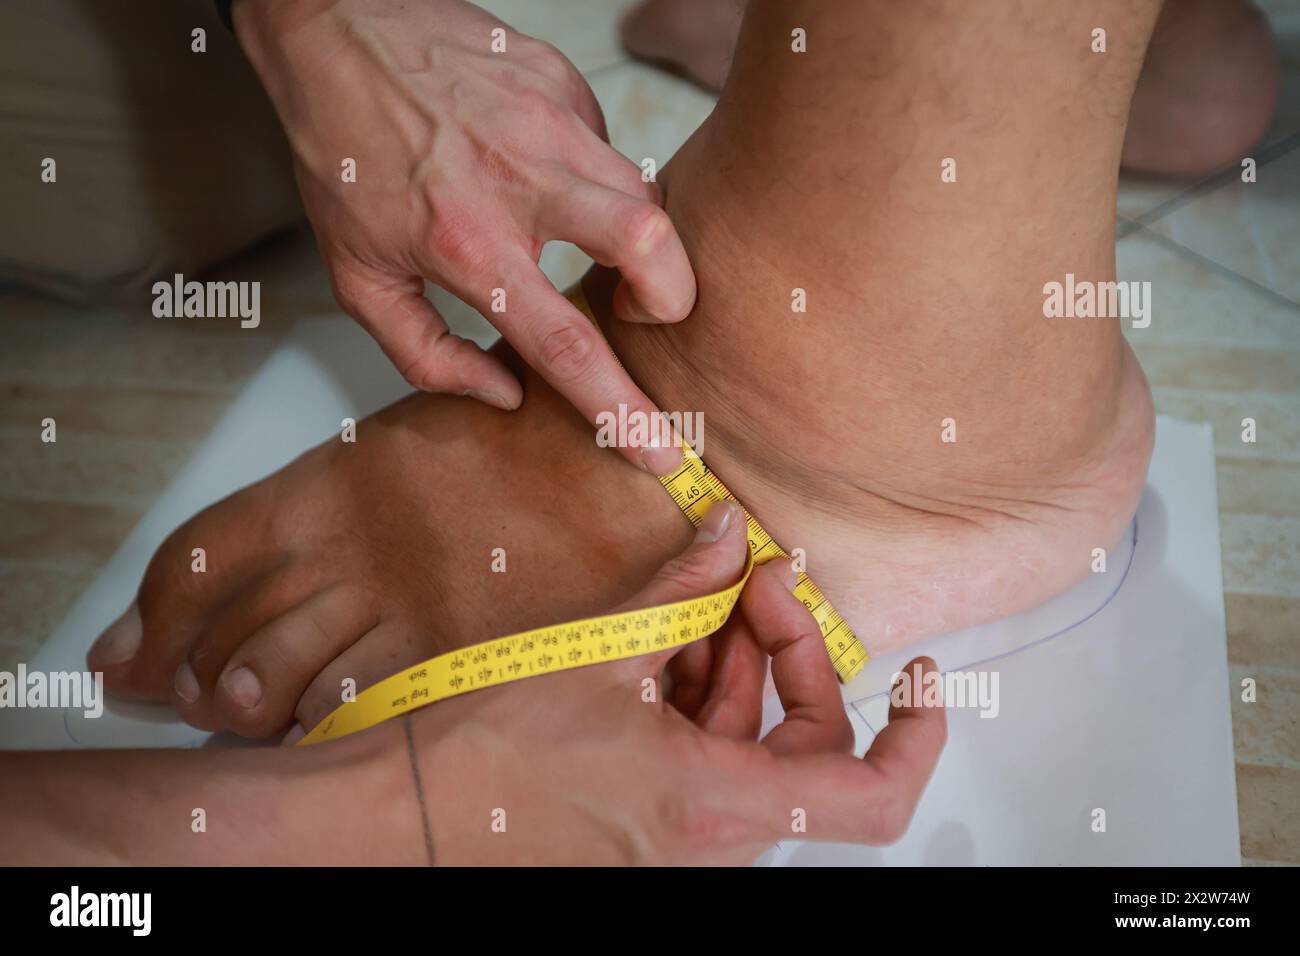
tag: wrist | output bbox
[404,708,504,867]
[284,718,434,865]
[230,0,333,65]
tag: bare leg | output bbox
[603,0,1157,649]
[622,0,1280,175]
[94,0,1157,734]
[0,718,427,864]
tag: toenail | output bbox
[88,600,142,667]
[174,662,200,703]
[281,723,306,747]
[221,666,263,709]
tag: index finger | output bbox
[489,257,682,475]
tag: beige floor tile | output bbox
[1231,665,1300,767]
[1217,459,1300,516]
[1221,514,1300,598]
[1150,387,1300,462]
[0,303,278,394]
[1236,763,1300,862]
[1118,231,1300,351]
[0,561,98,667]
[0,427,194,510]
[0,497,141,568]
[1226,593,1300,668]
[0,382,229,442]
[1130,342,1300,394]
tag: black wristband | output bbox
[214,0,236,33]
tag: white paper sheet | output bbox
[759,416,1239,866]
[0,314,1238,865]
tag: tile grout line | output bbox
[1128,227,1300,316]
[1131,128,1300,229]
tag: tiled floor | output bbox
[1,1,1296,864]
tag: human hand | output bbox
[233,0,694,472]
[409,501,947,864]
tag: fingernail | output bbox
[465,388,514,411]
[221,666,263,709]
[89,600,142,666]
[695,500,737,543]
[282,723,306,747]
[641,442,682,476]
[781,560,798,591]
[174,661,200,704]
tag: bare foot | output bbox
[1123,0,1280,175]
[620,0,745,91]
[87,368,691,739]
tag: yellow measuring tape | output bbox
[298,285,867,746]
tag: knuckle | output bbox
[516,90,569,133]
[428,216,487,273]
[534,321,598,382]
[650,790,717,849]
[653,549,716,595]
[409,333,483,389]
[792,626,826,651]
[330,272,368,316]
[478,136,535,189]
[526,39,583,88]
[399,349,449,392]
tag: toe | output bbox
[168,565,317,732]
[95,492,280,703]
[212,584,381,738]
[293,618,431,738]
[87,600,143,672]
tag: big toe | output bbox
[87,600,143,675]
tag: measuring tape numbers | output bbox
[299,285,866,745]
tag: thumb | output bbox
[612,500,748,678]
